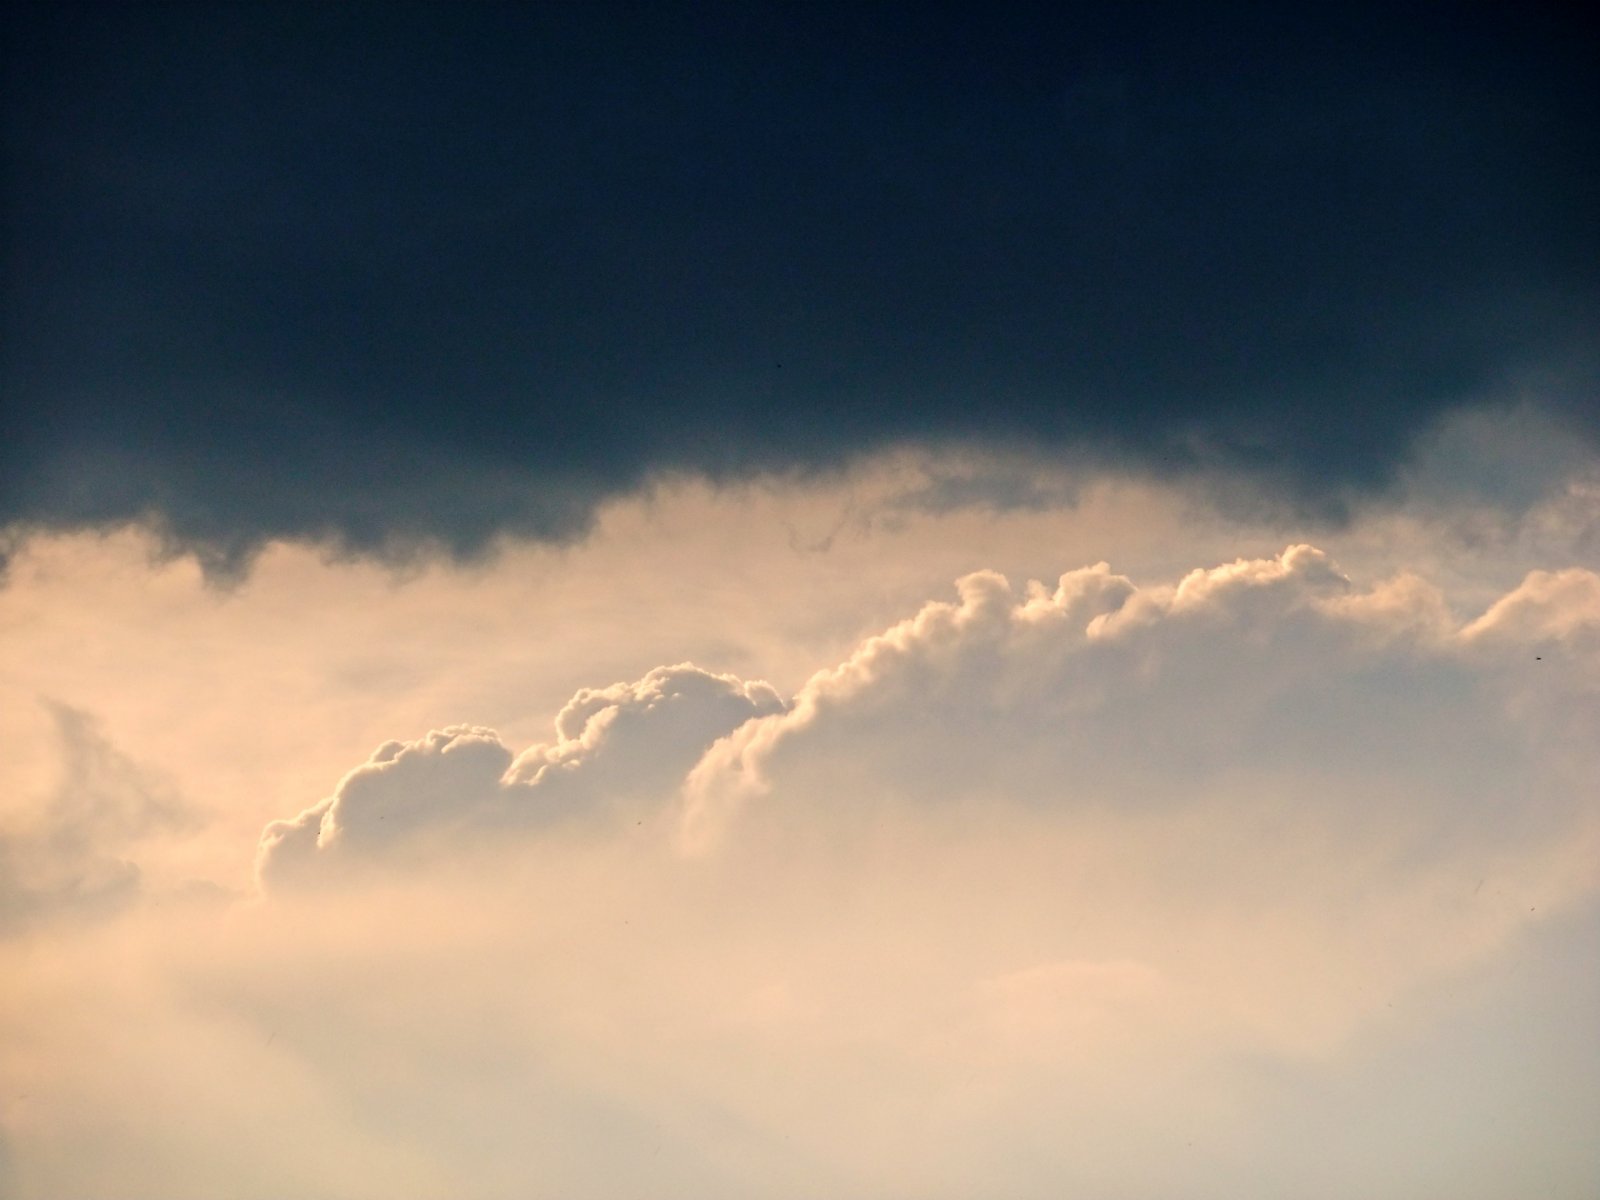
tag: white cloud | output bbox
[258,665,784,887]
[683,546,1599,857]
[1462,566,1600,643]
[246,547,1598,1072]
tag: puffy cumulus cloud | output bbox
[258,665,784,888]
[684,545,1599,852]
[653,549,1600,1074]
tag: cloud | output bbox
[1463,567,1600,644]
[0,702,191,934]
[11,547,1597,1198]
[258,665,784,887]
[253,547,1599,1061]
[253,549,1600,919]
[682,545,1600,854]
[4,6,1595,570]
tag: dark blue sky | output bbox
[4,2,1595,567]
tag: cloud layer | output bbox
[5,546,1598,1199]
[5,5,1595,567]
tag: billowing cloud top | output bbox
[259,665,784,886]
[261,547,1600,886]
[4,5,1596,569]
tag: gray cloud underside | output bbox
[3,5,1596,570]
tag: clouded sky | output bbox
[2,4,1597,1198]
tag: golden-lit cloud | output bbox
[2,443,1598,1199]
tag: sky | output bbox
[1,4,1597,1198]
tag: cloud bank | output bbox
[4,5,1595,568]
[684,545,1599,847]
[256,545,1599,881]
[5,547,1597,1199]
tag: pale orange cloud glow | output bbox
[2,438,1597,1198]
